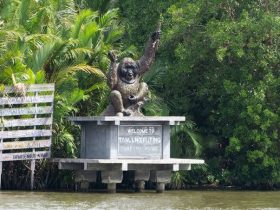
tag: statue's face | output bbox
[118,58,138,84]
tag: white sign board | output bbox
[0,84,54,161]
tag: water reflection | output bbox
[0,190,279,209]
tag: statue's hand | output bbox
[128,95,138,104]
[108,51,117,62]
[151,30,161,42]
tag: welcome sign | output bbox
[118,125,162,158]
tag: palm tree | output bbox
[0,0,127,189]
[0,0,124,84]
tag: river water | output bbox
[0,190,279,209]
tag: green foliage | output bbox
[117,0,173,51]
[171,122,203,158]
[158,0,280,188]
[113,0,280,189]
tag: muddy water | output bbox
[0,190,279,209]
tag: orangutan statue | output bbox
[102,28,161,116]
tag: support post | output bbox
[75,170,97,191]
[134,170,150,192]
[80,181,89,192]
[0,139,2,190]
[30,91,38,190]
[150,170,171,193]
[156,183,165,193]
[101,171,123,193]
[30,160,35,190]
[107,183,117,193]
[135,180,145,192]
[0,161,2,190]
[0,109,3,189]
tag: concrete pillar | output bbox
[80,181,89,191]
[75,170,97,191]
[156,183,165,193]
[134,170,150,192]
[101,171,123,193]
[107,183,117,193]
[150,170,171,193]
[135,180,145,192]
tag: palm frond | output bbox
[44,40,68,66]
[0,29,23,43]
[54,64,106,84]
[19,0,31,28]
[143,91,170,116]
[52,0,76,13]
[186,129,203,156]
[0,0,21,26]
[25,7,46,33]
[0,1,12,24]
[0,48,25,71]
[25,33,59,44]
[32,41,63,72]
[84,82,107,93]
[78,22,100,47]
[172,122,203,157]
[98,8,119,28]
[13,68,36,84]
[143,61,167,90]
[65,64,106,77]
[64,47,93,61]
[104,26,124,44]
[117,45,138,59]
[70,9,98,39]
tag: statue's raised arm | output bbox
[138,24,161,75]
[107,51,118,90]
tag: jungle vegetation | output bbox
[0,0,279,190]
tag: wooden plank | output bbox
[1,140,51,150]
[0,95,53,105]
[1,117,52,128]
[0,106,52,116]
[0,129,52,139]
[3,84,55,93]
[0,151,50,161]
